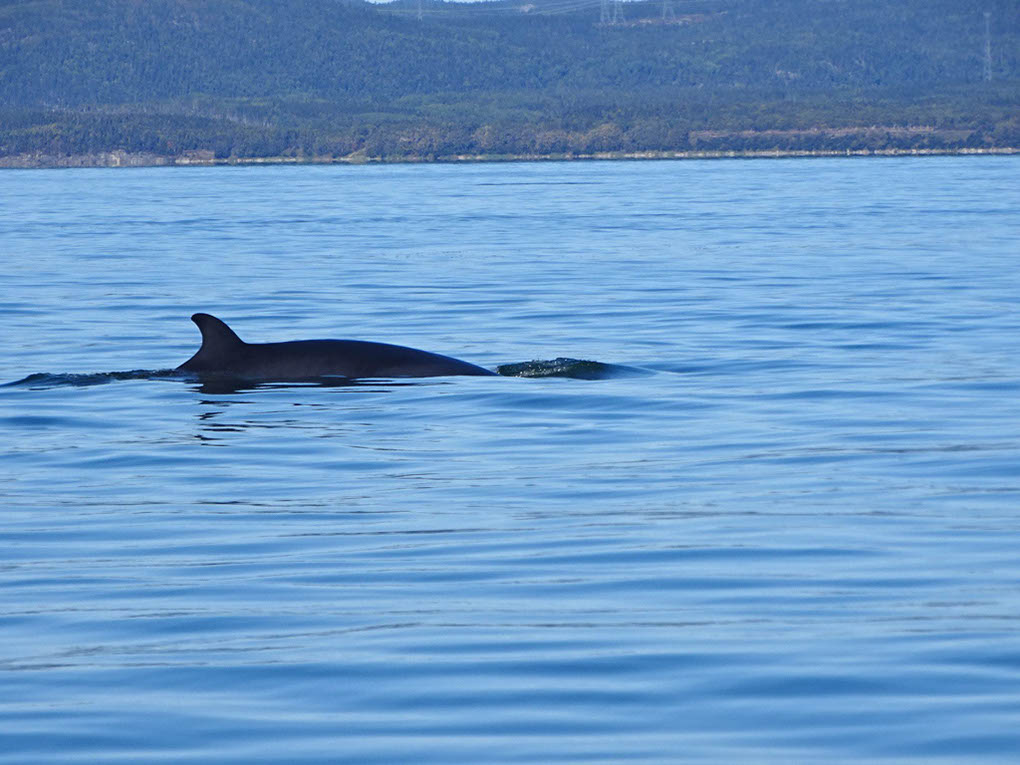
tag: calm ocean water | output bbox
[2,156,1019,763]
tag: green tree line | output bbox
[1,0,1017,162]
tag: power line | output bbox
[396,0,604,17]
[389,0,723,22]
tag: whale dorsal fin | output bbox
[193,313,244,352]
[177,313,245,371]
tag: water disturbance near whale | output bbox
[2,316,645,390]
[176,313,496,380]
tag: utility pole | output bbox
[417,0,424,22]
[983,11,993,81]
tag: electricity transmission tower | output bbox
[600,0,611,24]
[983,11,993,81]
[662,0,677,22]
[612,0,624,24]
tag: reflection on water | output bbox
[186,374,401,395]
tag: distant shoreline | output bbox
[2,146,1017,170]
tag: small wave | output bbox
[6,360,650,390]
[495,358,651,380]
[3,370,179,389]
[4,370,438,394]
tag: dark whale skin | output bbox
[177,313,496,379]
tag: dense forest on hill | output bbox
[1,0,1017,164]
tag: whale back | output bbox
[175,313,495,379]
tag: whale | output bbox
[176,313,496,379]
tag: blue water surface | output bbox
[1,156,1019,763]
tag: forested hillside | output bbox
[1,0,1017,164]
